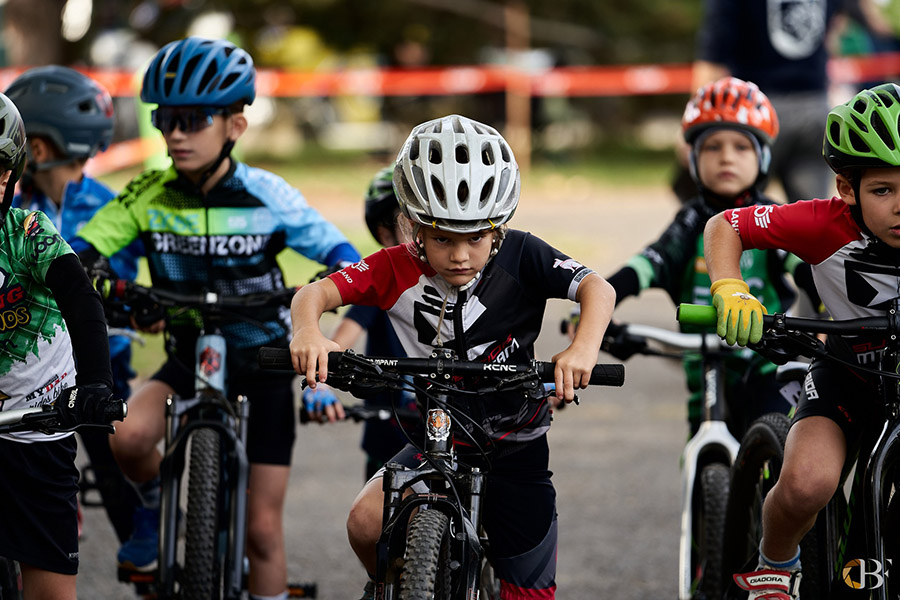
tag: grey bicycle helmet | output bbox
[0,93,27,218]
[393,115,520,234]
[364,166,398,241]
[4,65,114,161]
[141,37,256,108]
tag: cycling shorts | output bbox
[793,359,879,452]
[151,333,297,466]
[374,435,558,596]
[0,436,79,574]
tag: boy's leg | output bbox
[246,463,289,597]
[19,566,75,600]
[346,476,387,575]
[761,415,846,561]
[108,379,172,482]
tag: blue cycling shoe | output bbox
[117,506,160,572]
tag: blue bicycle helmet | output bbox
[4,65,114,160]
[141,37,256,108]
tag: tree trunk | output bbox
[3,0,66,66]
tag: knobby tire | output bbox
[182,428,223,600]
[399,509,453,600]
[695,462,729,600]
[721,412,820,599]
[0,556,21,600]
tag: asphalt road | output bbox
[75,184,691,599]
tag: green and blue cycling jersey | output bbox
[76,160,359,351]
[607,191,813,429]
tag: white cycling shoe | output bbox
[733,567,802,600]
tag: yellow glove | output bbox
[710,278,767,346]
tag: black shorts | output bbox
[0,436,79,574]
[793,359,881,453]
[378,436,558,592]
[151,333,297,466]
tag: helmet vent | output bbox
[412,165,426,199]
[499,141,510,162]
[197,62,219,94]
[457,180,469,205]
[409,139,420,161]
[455,144,469,164]
[851,114,869,133]
[481,142,495,166]
[179,55,202,94]
[220,72,240,91]
[828,121,841,146]
[498,168,510,203]
[431,175,446,208]
[849,128,871,154]
[870,111,894,151]
[854,99,868,114]
[431,121,442,134]
[452,117,465,133]
[479,177,495,207]
[428,140,442,164]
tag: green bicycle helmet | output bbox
[824,83,900,174]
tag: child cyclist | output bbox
[289,114,615,599]
[301,165,418,480]
[4,64,143,544]
[74,37,360,600]
[0,92,116,599]
[703,82,900,599]
[596,77,820,436]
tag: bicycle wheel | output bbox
[182,428,224,600]
[399,509,453,600]
[721,412,820,598]
[694,462,729,600]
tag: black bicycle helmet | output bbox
[0,93,27,219]
[141,37,256,108]
[4,66,114,162]
[364,166,398,241]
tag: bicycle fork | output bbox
[157,394,250,599]
[678,357,740,599]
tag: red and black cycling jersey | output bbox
[328,229,595,446]
[724,198,896,374]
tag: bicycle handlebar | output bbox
[257,347,625,387]
[676,303,892,335]
[0,397,127,435]
[102,279,298,310]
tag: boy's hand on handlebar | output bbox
[54,384,116,430]
[710,278,767,346]
[550,345,595,403]
[289,328,340,387]
[301,384,346,424]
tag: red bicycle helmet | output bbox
[682,77,779,145]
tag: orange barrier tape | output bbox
[4,51,899,100]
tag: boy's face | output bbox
[696,129,759,197]
[838,168,900,248]
[155,107,246,176]
[0,170,11,199]
[419,227,494,286]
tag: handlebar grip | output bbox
[676,303,718,327]
[258,347,293,370]
[536,362,625,386]
[101,398,127,423]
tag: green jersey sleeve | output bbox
[15,210,74,284]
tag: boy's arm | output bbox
[704,214,767,346]
[551,273,615,402]
[289,278,345,387]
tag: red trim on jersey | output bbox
[499,581,557,599]
[327,244,436,311]
[722,198,862,265]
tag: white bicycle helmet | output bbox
[393,115,520,234]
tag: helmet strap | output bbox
[195,139,235,193]
[0,171,21,224]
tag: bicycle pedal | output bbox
[287,581,317,597]
[117,565,157,585]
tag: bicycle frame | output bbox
[615,324,740,599]
[376,389,486,600]
[157,328,251,600]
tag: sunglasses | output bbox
[150,107,229,134]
